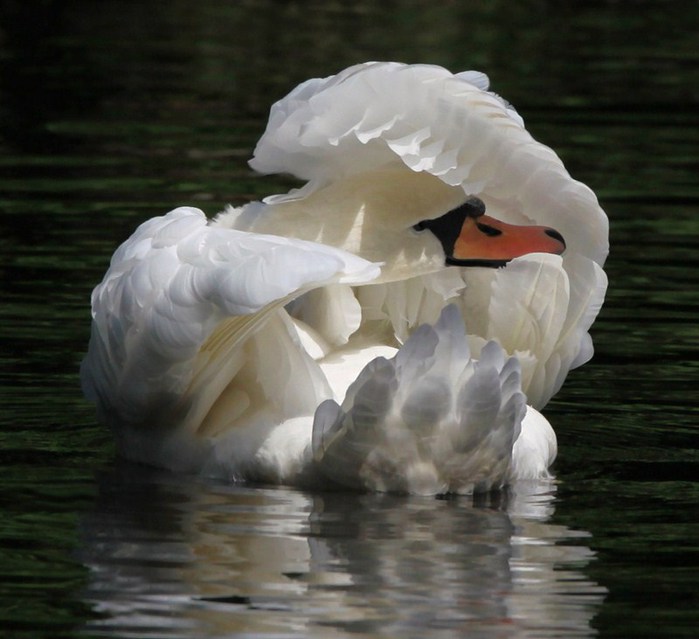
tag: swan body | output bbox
[81,62,608,495]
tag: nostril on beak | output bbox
[545,228,566,248]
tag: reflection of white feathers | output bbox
[81,62,608,494]
[79,472,605,638]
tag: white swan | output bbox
[81,62,608,495]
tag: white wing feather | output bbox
[81,206,380,431]
[461,252,608,408]
[250,61,607,268]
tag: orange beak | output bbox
[414,197,566,268]
[452,214,566,265]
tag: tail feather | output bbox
[312,304,526,495]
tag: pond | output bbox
[1,1,698,637]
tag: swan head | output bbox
[224,167,568,283]
[413,195,566,269]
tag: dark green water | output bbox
[1,1,698,637]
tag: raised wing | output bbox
[81,206,380,432]
[247,61,609,410]
[250,62,607,265]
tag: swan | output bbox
[81,62,608,495]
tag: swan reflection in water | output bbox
[78,463,606,638]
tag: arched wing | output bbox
[81,206,380,430]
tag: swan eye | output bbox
[413,221,427,231]
[476,222,502,237]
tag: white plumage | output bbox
[81,62,608,494]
